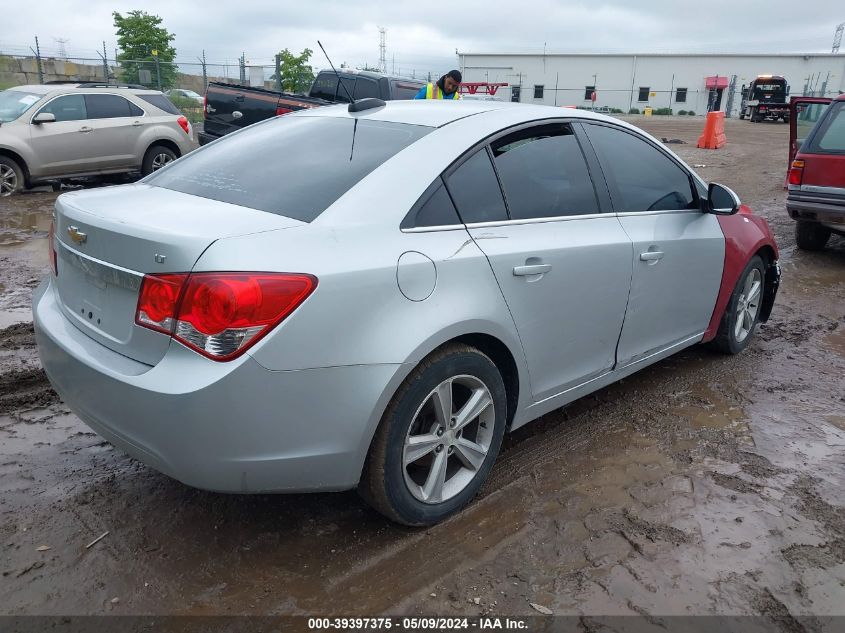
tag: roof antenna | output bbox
[318,40,386,113]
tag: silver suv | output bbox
[0,83,196,196]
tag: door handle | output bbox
[207,105,216,113]
[78,126,93,133]
[513,264,552,276]
[132,120,143,126]
[639,251,665,262]
[232,110,243,119]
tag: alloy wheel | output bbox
[402,375,495,504]
[734,268,762,343]
[0,164,18,196]
[151,153,173,171]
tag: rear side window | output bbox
[584,123,696,212]
[85,94,134,118]
[812,102,845,152]
[148,116,431,222]
[38,94,87,121]
[490,124,599,219]
[128,101,144,116]
[310,74,338,101]
[139,94,180,115]
[392,82,424,100]
[444,149,508,224]
[402,180,461,229]
[353,79,380,100]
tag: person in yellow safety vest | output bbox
[414,70,463,100]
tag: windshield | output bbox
[0,90,42,122]
[147,115,432,222]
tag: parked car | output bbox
[0,82,194,196]
[165,88,203,104]
[199,70,425,145]
[199,82,329,145]
[787,94,845,250]
[34,101,780,525]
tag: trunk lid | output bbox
[53,184,304,365]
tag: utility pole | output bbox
[198,50,208,92]
[30,36,44,84]
[152,47,161,91]
[378,27,387,73]
[274,52,281,91]
[239,52,246,84]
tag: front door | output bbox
[28,94,95,177]
[444,123,632,401]
[582,122,724,367]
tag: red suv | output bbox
[787,94,845,250]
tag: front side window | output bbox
[444,149,508,224]
[84,94,134,119]
[0,90,41,122]
[140,94,180,115]
[584,123,696,213]
[490,124,599,219]
[638,87,650,102]
[37,94,87,122]
[148,116,431,222]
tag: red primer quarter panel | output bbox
[702,205,779,342]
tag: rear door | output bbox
[582,122,724,368]
[789,97,832,165]
[28,94,94,176]
[83,93,145,169]
[449,122,633,401]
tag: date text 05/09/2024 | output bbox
[307,617,530,630]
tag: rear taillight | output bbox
[135,272,317,361]
[177,115,190,135]
[275,107,292,116]
[47,219,57,276]
[788,159,805,186]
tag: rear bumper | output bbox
[33,278,401,493]
[197,130,219,146]
[787,193,845,229]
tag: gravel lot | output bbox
[0,116,843,622]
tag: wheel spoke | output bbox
[734,309,744,338]
[453,388,492,431]
[747,280,761,307]
[404,433,441,466]
[453,437,486,471]
[430,380,453,427]
[421,450,448,502]
[743,309,753,332]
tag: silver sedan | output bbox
[34,100,780,525]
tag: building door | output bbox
[511,86,521,102]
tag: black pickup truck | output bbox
[199,70,425,145]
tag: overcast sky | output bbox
[2,1,843,76]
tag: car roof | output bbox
[8,83,164,96]
[293,99,625,129]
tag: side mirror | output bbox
[707,183,740,215]
[32,112,56,124]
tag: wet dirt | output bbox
[0,118,843,621]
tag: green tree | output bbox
[113,10,177,89]
[275,48,315,94]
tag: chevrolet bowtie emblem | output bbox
[67,226,87,244]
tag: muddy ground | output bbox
[0,117,843,624]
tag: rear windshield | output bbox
[392,81,425,100]
[0,90,41,122]
[812,102,845,152]
[139,94,181,115]
[147,116,431,221]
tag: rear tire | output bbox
[795,220,831,251]
[712,255,765,355]
[0,156,25,196]
[141,145,177,176]
[360,344,507,526]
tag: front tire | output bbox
[712,255,765,355]
[141,145,177,176]
[360,344,507,526]
[795,220,830,251]
[0,156,25,196]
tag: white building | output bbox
[457,52,845,115]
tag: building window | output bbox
[675,88,687,103]
[584,85,595,100]
[534,85,544,99]
[637,87,650,102]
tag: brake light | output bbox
[177,115,190,135]
[275,107,293,116]
[135,272,317,361]
[788,159,805,186]
[47,219,57,276]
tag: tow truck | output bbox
[740,75,790,122]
